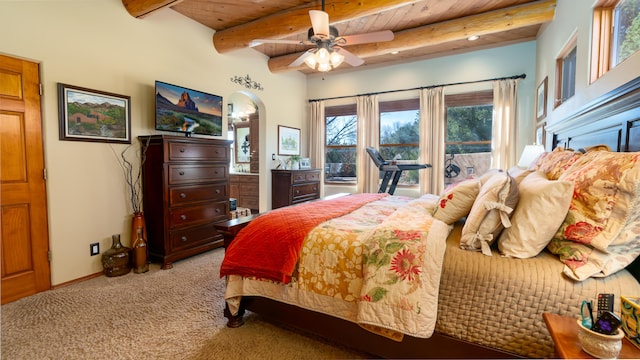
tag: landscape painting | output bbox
[155,81,222,137]
[58,83,131,144]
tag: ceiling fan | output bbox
[250,2,394,72]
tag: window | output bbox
[379,99,420,186]
[325,105,357,183]
[555,36,577,108]
[444,91,493,186]
[591,0,640,82]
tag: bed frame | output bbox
[223,76,640,358]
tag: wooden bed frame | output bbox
[222,76,640,359]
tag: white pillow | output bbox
[498,171,574,258]
[460,172,519,255]
[432,178,481,224]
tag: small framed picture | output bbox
[299,158,311,169]
[58,83,131,144]
[536,77,548,123]
[278,125,300,156]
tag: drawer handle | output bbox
[313,186,317,191]
[215,208,220,213]
[180,193,186,198]
[295,189,300,195]
[179,171,185,176]
[180,215,187,220]
[179,148,185,153]
[215,189,221,194]
[181,236,187,242]
[215,170,219,174]
[216,149,220,154]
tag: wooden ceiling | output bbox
[122,0,556,75]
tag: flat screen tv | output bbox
[155,81,223,137]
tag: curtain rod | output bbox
[308,73,526,103]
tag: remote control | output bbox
[597,293,614,318]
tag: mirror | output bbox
[235,123,250,163]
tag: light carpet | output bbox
[1,248,369,359]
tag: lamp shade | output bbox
[517,144,545,168]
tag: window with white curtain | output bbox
[325,104,357,183]
[379,99,420,186]
[444,91,493,186]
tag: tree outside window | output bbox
[325,105,357,183]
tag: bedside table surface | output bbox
[543,312,640,359]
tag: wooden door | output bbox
[0,54,51,304]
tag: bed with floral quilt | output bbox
[219,96,640,358]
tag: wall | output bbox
[536,0,640,131]
[307,41,537,197]
[0,0,307,285]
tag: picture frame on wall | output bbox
[536,123,546,146]
[278,125,300,156]
[536,77,548,122]
[58,83,131,144]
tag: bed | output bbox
[219,77,640,359]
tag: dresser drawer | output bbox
[169,201,228,229]
[291,183,319,201]
[168,141,229,162]
[169,183,228,206]
[293,170,321,183]
[169,223,220,252]
[168,164,228,185]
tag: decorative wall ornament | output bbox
[230,74,264,91]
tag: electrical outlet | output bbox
[90,242,100,256]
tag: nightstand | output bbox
[543,312,640,359]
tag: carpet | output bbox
[1,248,369,359]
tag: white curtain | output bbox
[309,100,325,197]
[356,95,379,194]
[419,87,445,195]
[492,79,519,169]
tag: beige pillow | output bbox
[432,178,481,224]
[498,171,573,258]
[507,166,534,185]
[460,172,519,256]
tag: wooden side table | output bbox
[214,214,260,248]
[543,312,640,359]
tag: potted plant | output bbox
[287,155,302,170]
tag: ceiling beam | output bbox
[121,0,184,18]
[268,0,556,73]
[212,0,423,54]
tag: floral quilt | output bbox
[234,194,452,339]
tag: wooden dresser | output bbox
[139,135,232,269]
[229,174,259,213]
[271,169,321,209]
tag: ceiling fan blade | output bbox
[250,39,311,47]
[339,30,394,46]
[289,50,315,67]
[309,10,330,37]
[336,47,364,67]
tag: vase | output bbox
[130,212,147,247]
[101,234,131,277]
[132,226,149,274]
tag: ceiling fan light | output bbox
[330,50,344,67]
[316,48,330,62]
[304,53,318,69]
[317,63,332,72]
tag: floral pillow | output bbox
[432,178,481,225]
[547,150,640,279]
[460,172,519,256]
[498,171,573,258]
[531,146,582,180]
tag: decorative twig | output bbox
[110,137,151,214]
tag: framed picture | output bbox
[234,123,250,163]
[278,125,300,156]
[536,77,548,122]
[536,123,546,146]
[299,157,311,169]
[58,83,131,144]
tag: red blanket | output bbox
[220,193,387,283]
